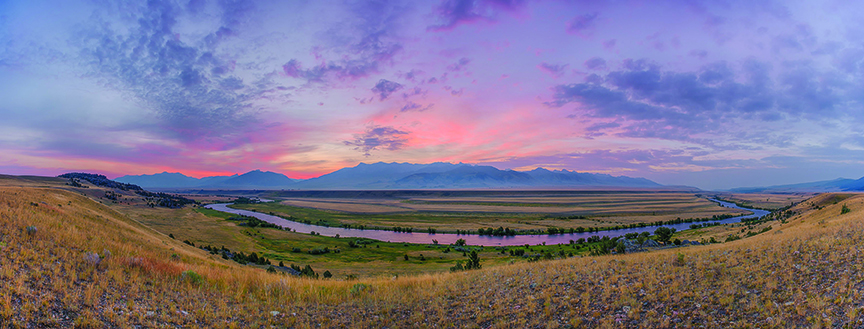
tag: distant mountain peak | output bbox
[115,163,662,190]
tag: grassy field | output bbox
[5,176,864,327]
[712,192,816,210]
[233,191,747,234]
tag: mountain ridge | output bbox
[116,162,664,190]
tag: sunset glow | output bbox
[2,0,862,189]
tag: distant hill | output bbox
[116,170,295,189]
[115,163,664,190]
[729,177,864,193]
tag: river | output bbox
[204,199,770,246]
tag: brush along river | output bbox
[205,199,769,246]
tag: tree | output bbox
[454,238,466,246]
[465,251,481,270]
[654,227,676,245]
[323,270,332,278]
[615,241,626,254]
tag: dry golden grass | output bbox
[4,180,864,327]
[713,192,816,210]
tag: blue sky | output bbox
[1,0,863,189]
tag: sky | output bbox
[1,0,864,190]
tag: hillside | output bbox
[2,177,864,327]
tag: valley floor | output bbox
[1,181,864,327]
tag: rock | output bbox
[642,239,661,248]
[83,252,101,265]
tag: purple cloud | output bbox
[371,79,404,100]
[538,62,568,78]
[400,102,434,112]
[77,0,267,143]
[583,57,607,70]
[546,58,834,147]
[344,126,410,156]
[427,0,525,31]
[567,12,598,37]
[447,57,472,72]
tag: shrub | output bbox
[454,238,466,246]
[181,270,204,284]
[323,270,332,278]
[350,283,370,295]
[300,265,317,279]
[25,226,37,235]
[842,204,851,214]
[673,253,685,266]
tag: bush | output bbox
[673,253,685,266]
[323,270,332,278]
[299,265,317,278]
[454,238,466,246]
[25,226,37,235]
[842,204,851,214]
[350,283,370,295]
[181,270,204,284]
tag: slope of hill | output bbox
[3,173,864,327]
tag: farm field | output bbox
[233,191,749,233]
[712,192,816,210]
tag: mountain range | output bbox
[728,177,864,193]
[115,162,662,190]
[116,170,296,189]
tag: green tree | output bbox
[654,227,676,245]
[465,251,481,270]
